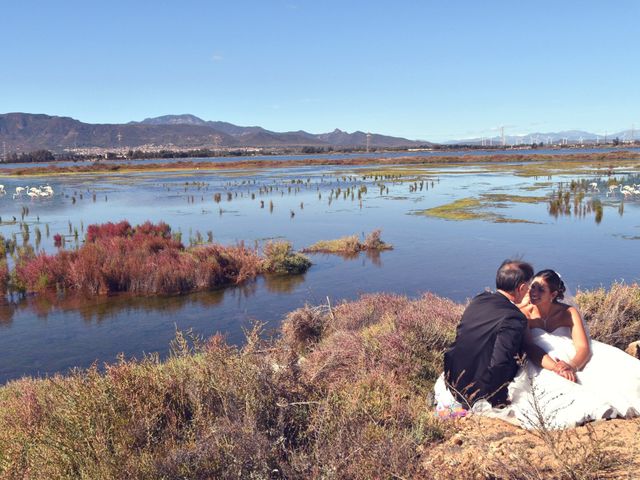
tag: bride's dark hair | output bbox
[534,269,566,302]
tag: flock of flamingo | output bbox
[0,184,55,199]
[586,182,640,197]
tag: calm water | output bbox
[1,158,640,382]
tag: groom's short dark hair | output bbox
[496,259,534,292]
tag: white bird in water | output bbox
[9,184,54,200]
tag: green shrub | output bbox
[263,241,311,274]
[304,230,392,255]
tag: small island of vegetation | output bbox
[0,221,311,297]
[303,229,392,255]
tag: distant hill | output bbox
[0,113,426,153]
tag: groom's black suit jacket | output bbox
[444,291,527,407]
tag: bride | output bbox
[511,269,640,429]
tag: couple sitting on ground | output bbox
[435,260,640,429]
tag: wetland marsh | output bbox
[1,151,640,382]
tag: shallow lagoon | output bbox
[1,157,640,382]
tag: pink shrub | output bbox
[67,245,105,293]
[13,221,265,296]
[14,251,76,292]
[333,293,412,331]
[85,221,134,243]
[134,221,172,239]
[141,249,198,294]
[303,330,368,388]
[287,292,464,392]
[192,243,262,286]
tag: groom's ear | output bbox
[516,281,529,298]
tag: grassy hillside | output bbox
[0,285,638,479]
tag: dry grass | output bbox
[576,281,640,349]
[0,293,460,479]
[0,284,639,478]
[0,330,300,479]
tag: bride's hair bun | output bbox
[556,278,566,301]
[534,269,565,302]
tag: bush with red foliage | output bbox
[13,221,263,296]
[85,221,134,243]
[85,220,172,243]
[13,250,76,292]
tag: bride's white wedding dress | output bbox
[509,326,640,429]
[434,327,640,429]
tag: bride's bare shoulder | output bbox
[557,303,581,319]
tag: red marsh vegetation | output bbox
[6,221,309,296]
[6,150,640,176]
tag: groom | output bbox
[444,259,533,407]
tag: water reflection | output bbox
[303,249,385,267]
[0,288,232,326]
[0,250,385,326]
[263,273,307,294]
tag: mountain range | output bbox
[0,113,426,153]
[2,113,636,154]
[446,129,638,145]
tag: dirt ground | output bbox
[422,416,640,479]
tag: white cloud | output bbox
[211,53,224,62]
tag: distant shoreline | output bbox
[4,149,640,177]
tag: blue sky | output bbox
[1,1,638,142]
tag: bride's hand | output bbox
[556,368,577,382]
[553,359,577,382]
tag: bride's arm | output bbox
[519,304,559,371]
[523,328,558,371]
[567,307,592,370]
